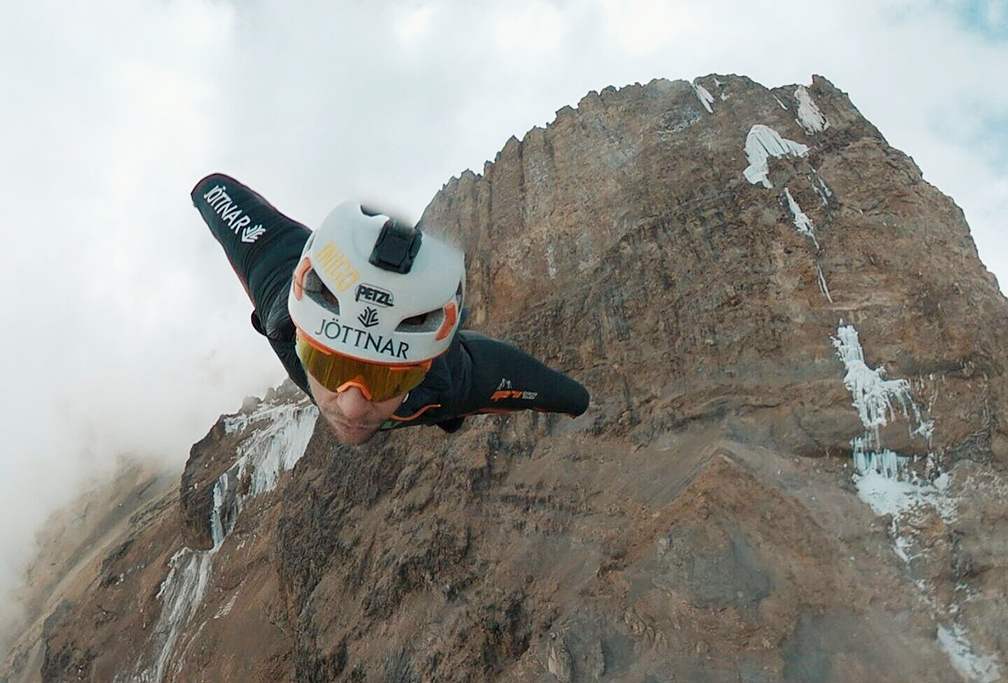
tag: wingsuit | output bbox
[192,173,589,433]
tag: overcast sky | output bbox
[0,0,1005,631]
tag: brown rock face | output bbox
[0,461,177,683]
[16,74,1008,683]
[422,74,1006,463]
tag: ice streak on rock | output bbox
[832,323,944,519]
[815,262,833,302]
[795,86,829,134]
[131,549,213,683]
[692,80,714,114]
[223,413,250,434]
[222,402,265,434]
[743,125,808,188]
[853,449,955,521]
[122,399,317,683]
[813,174,833,205]
[831,324,932,448]
[214,592,239,620]
[937,624,1002,683]
[784,188,818,246]
[828,323,1001,681]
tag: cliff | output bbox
[4,74,1007,683]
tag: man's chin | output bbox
[327,418,380,445]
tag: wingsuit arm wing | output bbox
[455,331,590,418]
[191,173,310,329]
[191,173,312,395]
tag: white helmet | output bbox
[288,201,465,366]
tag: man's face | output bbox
[306,373,406,445]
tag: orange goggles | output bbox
[295,330,431,402]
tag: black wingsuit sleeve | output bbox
[191,173,312,395]
[455,331,590,418]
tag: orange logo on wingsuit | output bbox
[316,242,359,291]
[491,389,540,401]
[491,378,538,401]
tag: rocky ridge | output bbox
[4,74,1007,682]
[0,461,176,683]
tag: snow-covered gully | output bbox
[116,400,317,683]
[832,323,1001,683]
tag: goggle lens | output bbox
[295,332,430,402]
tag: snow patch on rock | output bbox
[853,449,955,521]
[938,624,1003,683]
[813,174,833,205]
[815,263,833,302]
[128,549,213,683]
[743,125,808,188]
[692,80,714,114]
[214,592,239,620]
[784,188,817,245]
[831,323,1001,683]
[744,126,831,303]
[831,323,933,448]
[795,85,829,134]
[120,399,317,683]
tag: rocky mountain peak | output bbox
[4,74,1007,683]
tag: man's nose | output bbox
[336,385,372,420]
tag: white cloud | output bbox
[493,1,568,59]
[597,0,706,55]
[0,0,255,628]
[394,4,437,44]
